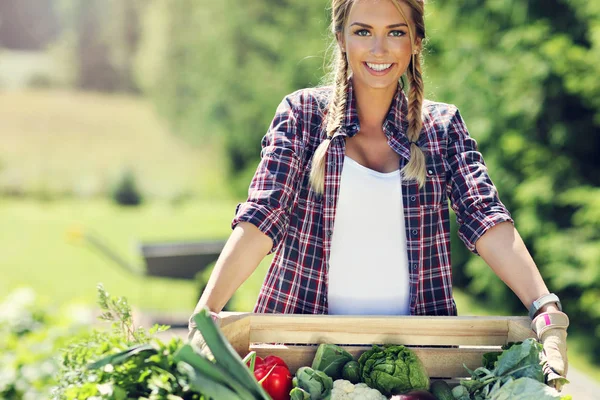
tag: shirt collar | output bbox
[341,77,409,140]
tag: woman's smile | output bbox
[364,62,395,75]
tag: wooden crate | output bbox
[219,313,535,379]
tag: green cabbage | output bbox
[311,343,354,380]
[358,344,429,397]
[294,366,333,399]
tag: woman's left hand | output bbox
[531,310,569,391]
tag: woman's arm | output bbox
[475,221,559,314]
[191,94,304,315]
[191,221,273,314]
[476,221,568,390]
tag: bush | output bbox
[26,72,56,89]
[0,288,89,399]
[111,168,143,206]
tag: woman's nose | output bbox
[370,36,388,56]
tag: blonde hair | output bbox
[309,0,427,194]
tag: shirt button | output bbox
[412,264,417,270]
[327,198,334,205]
[410,196,416,202]
[327,230,333,237]
[427,169,434,175]
[412,229,418,235]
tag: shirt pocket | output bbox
[420,153,447,209]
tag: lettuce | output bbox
[358,344,429,396]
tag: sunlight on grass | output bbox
[0,198,240,312]
[0,89,229,200]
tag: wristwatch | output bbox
[529,293,562,319]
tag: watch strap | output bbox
[529,293,562,319]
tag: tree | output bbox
[426,0,600,360]
[139,0,330,194]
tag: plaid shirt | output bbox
[232,80,513,316]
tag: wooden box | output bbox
[219,313,535,380]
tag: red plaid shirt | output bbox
[232,80,513,316]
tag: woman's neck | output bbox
[353,81,398,134]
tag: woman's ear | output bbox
[414,37,423,54]
[336,32,346,53]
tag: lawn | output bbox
[0,198,275,312]
[0,89,229,200]
[0,87,266,312]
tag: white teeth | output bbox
[366,62,392,71]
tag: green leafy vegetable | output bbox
[294,366,334,399]
[482,342,521,370]
[290,387,311,400]
[51,284,190,400]
[458,338,571,400]
[494,339,544,381]
[188,307,272,400]
[358,344,429,397]
[488,377,572,400]
[312,343,354,381]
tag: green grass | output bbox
[0,89,229,200]
[0,198,273,313]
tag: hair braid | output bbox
[402,52,426,187]
[309,50,349,195]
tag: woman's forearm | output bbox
[192,221,273,314]
[475,221,559,314]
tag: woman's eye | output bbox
[390,30,406,37]
[355,29,370,37]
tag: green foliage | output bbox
[457,339,568,400]
[52,284,177,399]
[111,168,144,206]
[0,288,88,399]
[54,0,144,92]
[424,0,600,361]
[138,0,330,190]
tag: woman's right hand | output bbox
[188,310,221,354]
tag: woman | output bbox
[189,0,569,388]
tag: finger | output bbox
[548,378,564,392]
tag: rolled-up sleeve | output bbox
[446,108,514,255]
[231,95,304,254]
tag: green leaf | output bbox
[489,377,570,400]
[178,362,242,400]
[87,344,156,370]
[494,338,544,382]
[193,308,271,399]
[174,344,255,399]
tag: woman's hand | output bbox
[531,310,569,391]
[187,311,221,356]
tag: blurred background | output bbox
[1,0,598,397]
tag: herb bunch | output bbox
[51,284,200,400]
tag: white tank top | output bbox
[328,155,410,315]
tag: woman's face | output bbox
[339,0,420,93]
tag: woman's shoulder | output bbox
[422,99,460,120]
[281,86,332,114]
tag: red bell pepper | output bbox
[244,352,292,400]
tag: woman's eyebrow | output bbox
[349,22,408,29]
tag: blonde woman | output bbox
[189,0,568,388]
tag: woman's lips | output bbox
[364,62,394,76]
